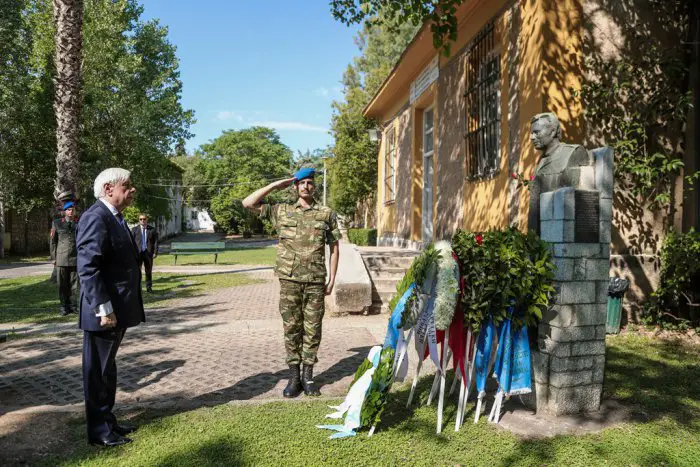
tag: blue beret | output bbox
[63,201,75,210]
[294,167,316,182]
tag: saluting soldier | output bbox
[243,168,341,397]
[50,201,79,316]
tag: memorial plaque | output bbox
[574,190,600,243]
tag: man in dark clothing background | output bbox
[50,201,78,316]
[131,213,158,293]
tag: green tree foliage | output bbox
[329,0,463,56]
[329,11,419,217]
[187,127,293,234]
[0,0,56,214]
[0,0,193,220]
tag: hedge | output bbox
[347,228,377,246]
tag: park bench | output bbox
[170,242,226,264]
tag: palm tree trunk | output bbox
[52,0,83,198]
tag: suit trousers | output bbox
[82,328,126,440]
[57,266,78,307]
[139,251,153,287]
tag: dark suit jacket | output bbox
[131,224,158,255]
[76,201,145,332]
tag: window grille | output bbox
[384,126,396,203]
[464,21,501,179]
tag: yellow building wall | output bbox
[375,0,587,238]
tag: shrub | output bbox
[645,229,700,329]
[348,228,377,246]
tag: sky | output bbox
[140,0,361,157]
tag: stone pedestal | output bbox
[533,147,613,415]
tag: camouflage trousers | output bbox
[278,279,326,366]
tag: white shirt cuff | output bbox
[95,301,114,317]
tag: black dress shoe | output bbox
[88,432,132,447]
[113,423,137,436]
[59,307,70,317]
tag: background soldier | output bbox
[131,213,158,293]
[50,201,78,316]
[242,167,341,397]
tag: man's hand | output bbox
[325,279,335,296]
[100,314,117,328]
[272,177,296,190]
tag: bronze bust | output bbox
[528,113,594,233]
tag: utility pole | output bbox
[323,159,327,206]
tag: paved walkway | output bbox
[0,267,390,414]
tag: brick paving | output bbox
[0,267,390,415]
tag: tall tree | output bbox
[328,11,419,217]
[191,127,293,234]
[52,0,83,198]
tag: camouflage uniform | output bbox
[260,199,341,365]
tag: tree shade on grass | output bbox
[35,334,700,466]
[0,272,262,325]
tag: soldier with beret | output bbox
[243,167,341,397]
[50,201,79,316]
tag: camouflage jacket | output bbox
[260,199,341,283]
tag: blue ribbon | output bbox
[474,316,496,396]
[383,285,414,349]
[509,324,532,395]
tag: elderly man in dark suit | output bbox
[77,167,144,447]
[131,213,158,293]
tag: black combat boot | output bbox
[283,364,303,398]
[302,364,321,397]
[59,304,70,316]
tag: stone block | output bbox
[553,258,574,281]
[535,382,549,411]
[550,356,594,372]
[596,280,609,304]
[571,340,606,356]
[601,243,610,257]
[538,336,571,357]
[548,325,597,342]
[600,220,611,244]
[573,259,587,280]
[579,166,596,190]
[553,243,601,258]
[557,281,596,304]
[553,187,575,220]
[594,147,614,199]
[544,304,606,327]
[541,220,564,243]
[549,384,603,414]
[595,324,607,339]
[563,220,576,242]
[540,192,554,221]
[533,350,550,384]
[572,258,610,281]
[587,258,611,281]
[600,198,613,221]
[550,370,593,388]
[593,362,605,383]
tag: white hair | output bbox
[93,168,131,198]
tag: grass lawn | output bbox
[38,334,699,466]
[0,272,262,325]
[0,254,50,265]
[154,247,276,266]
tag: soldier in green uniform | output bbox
[50,201,79,316]
[243,167,341,397]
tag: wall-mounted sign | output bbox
[410,56,439,104]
